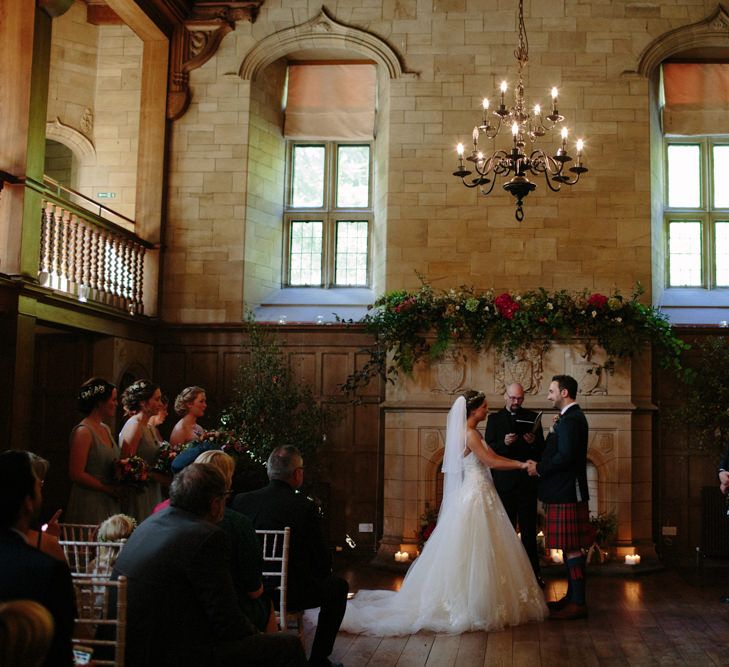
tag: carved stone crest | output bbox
[495,346,543,395]
[430,348,467,395]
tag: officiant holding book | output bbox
[485,382,545,585]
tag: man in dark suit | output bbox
[485,382,545,585]
[233,446,348,667]
[0,450,75,667]
[718,443,729,603]
[527,374,593,620]
[112,463,306,667]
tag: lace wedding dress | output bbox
[340,398,547,636]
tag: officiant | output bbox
[485,382,545,586]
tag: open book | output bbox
[515,411,543,435]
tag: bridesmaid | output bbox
[66,378,123,524]
[169,386,207,447]
[147,395,169,444]
[118,380,164,522]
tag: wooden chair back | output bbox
[59,540,126,578]
[71,575,127,667]
[255,527,303,639]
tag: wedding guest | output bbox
[718,443,729,603]
[233,446,349,667]
[111,463,306,666]
[88,514,137,574]
[527,375,593,620]
[66,378,123,524]
[119,380,164,522]
[485,382,545,585]
[0,599,55,667]
[24,453,65,563]
[0,450,75,667]
[170,386,207,447]
[195,450,276,633]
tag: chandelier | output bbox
[452,0,588,221]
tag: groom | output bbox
[527,374,593,620]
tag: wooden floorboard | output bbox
[316,563,729,666]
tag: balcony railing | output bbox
[30,177,153,315]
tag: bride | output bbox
[340,390,548,635]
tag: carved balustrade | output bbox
[34,177,152,314]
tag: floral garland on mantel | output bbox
[340,280,688,394]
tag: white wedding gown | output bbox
[340,451,548,636]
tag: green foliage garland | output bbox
[341,280,688,394]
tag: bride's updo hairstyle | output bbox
[463,390,486,416]
[121,379,160,414]
[77,378,116,415]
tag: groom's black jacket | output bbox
[536,403,589,504]
[485,407,545,495]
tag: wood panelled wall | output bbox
[155,323,384,554]
[653,328,729,562]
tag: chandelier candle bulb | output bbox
[450,0,588,219]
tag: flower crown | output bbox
[466,391,486,409]
[79,383,108,401]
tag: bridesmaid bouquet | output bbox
[114,456,149,485]
[152,442,188,474]
[200,430,247,457]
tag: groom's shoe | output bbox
[546,596,569,611]
[548,602,588,620]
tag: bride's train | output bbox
[340,453,547,636]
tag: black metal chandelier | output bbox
[452,0,588,221]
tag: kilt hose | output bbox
[544,501,595,552]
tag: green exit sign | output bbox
[97,192,116,199]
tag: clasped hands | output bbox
[522,460,539,477]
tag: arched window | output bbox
[640,6,729,324]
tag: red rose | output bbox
[495,293,520,320]
[588,293,608,309]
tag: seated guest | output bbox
[233,446,348,667]
[111,463,306,667]
[194,450,276,632]
[0,450,75,667]
[87,514,137,574]
[0,599,55,667]
[25,453,65,563]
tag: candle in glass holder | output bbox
[550,548,564,564]
[625,554,641,565]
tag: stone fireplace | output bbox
[374,341,655,565]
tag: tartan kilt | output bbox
[543,502,595,551]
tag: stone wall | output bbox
[156,0,721,323]
[49,4,142,221]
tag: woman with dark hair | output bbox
[341,390,547,635]
[169,386,207,447]
[66,378,122,524]
[119,380,164,522]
